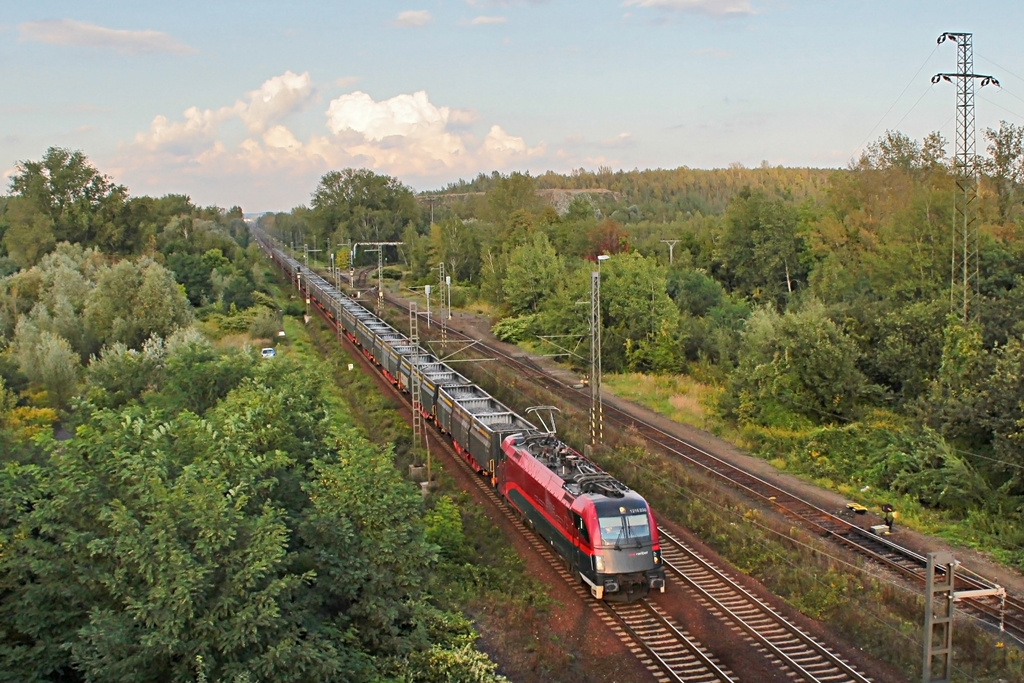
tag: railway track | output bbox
[658,530,872,682]
[355,283,1024,645]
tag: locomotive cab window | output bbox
[598,513,651,545]
[598,516,625,545]
[625,513,651,543]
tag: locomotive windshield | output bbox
[597,513,651,546]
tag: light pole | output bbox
[424,284,432,328]
[591,254,610,446]
[446,275,452,319]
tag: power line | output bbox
[858,44,940,151]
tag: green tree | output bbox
[83,257,193,351]
[859,130,924,171]
[310,169,420,246]
[717,190,806,308]
[720,299,870,427]
[598,253,679,373]
[7,147,129,255]
[501,232,563,316]
[152,330,254,416]
[430,218,481,284]
[485,172,541,227]
[983,120,1024,222]
[12,320,81,409]
[1,197,55,269]
[972,335,1024,494]
[166,252,214,306]
[86,338,167,408]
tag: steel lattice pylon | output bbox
[933,32,999,325]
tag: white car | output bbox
[260,347,276,359]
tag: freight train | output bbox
[254,231,666,602]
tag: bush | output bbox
[248,308,281,339]
[284,301,306,317]
[749,415,990,515]
[491,315,535,343]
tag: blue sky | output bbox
[4,1,1024,212]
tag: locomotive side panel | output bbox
[501,447,578,568]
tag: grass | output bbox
[602,370,752,447]
[603,372,713,428]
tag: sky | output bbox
[4,1,1024,213]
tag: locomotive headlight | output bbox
[595,555,605,572]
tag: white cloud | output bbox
[325,90,544,176]
[335,76,360,88]
[466,0,550,6]
[239,71,315,133]
[132,105,237,155]
[393,10,432,27]
[470,16,508,25]
[622,0,754,17]
[18,19,196,55]
[327,91,450,141]
[130,71,314,153]
[600,133,636,148]
[112,75,547,209]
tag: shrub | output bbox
[491,315,535,343]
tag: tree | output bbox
[166,252,214,307]
[717,190,806,308]
[151,331,254,416]
[720,299,870,427]
[501,232,563,316]
[666,267,726,318]
[7,147,128,255]
[85,338,166,408]
[984,120,1024,222]
[586,218,629,260]
[431,218,481,284]
[859,130,923,171]
[1,197,55,268]
[863,298,947,402]
[83,257,193,351]
[0,357,449,682]
[598,253,679,373]
[485,172,541,226]
[402,224,433,282]
[970,335,1024,494]
[12,320,81,409]
[310,169,420,246]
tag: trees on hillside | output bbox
[984,121,1024,223]
[310,168,420,247]
[719,300,870,428]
